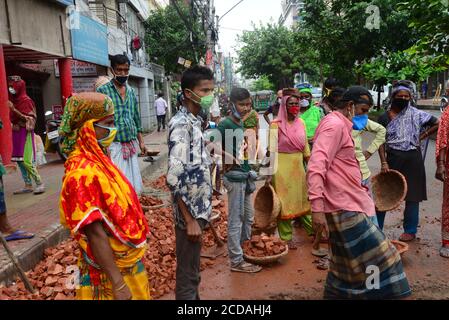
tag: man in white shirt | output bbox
[155,92,168,132]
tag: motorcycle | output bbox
[44,111,67,161]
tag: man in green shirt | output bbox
[218,87,261,273]
[97,54,147,194]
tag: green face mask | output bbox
[187,89,214,110]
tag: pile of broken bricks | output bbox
[0,191,229,300]
[242,234,287,257]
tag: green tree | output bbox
[144,3,206,74]
[249,75,275,92]
[398,0,449,66]
[300,0,418,85]
[236,23,320,89]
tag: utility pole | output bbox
[205,0,215,68]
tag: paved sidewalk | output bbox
[0,129,169,285]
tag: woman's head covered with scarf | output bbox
[299,87,313,108]
[390,85,412,111]
[59,92,114,155]
[273,88,306,153]
[7,76,36,124]
[59,92,149,254]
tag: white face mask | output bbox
[300,99,309,108]
[9,87,16,95]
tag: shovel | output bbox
[201,215,226,259]
[0,231,35,293]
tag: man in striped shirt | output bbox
[97,54,147,194]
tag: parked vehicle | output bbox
[369,84,391,107]
[44,111,66,161]
[251,90,274,112]
[311,87,322,100]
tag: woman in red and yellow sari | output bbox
[59,92,150,300]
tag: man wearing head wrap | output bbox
[7,76,45,195]
[377,84,439,241]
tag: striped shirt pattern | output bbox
[97,81,142,142]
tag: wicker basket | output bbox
[243,245,289,265]
[252,222,277,236]
[253,185,281,230]
[371,170,408,212]
[390,240,409,256]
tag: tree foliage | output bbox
[356,50,445,86]
[399,0,449,59]
[236,23,320,89]
[299,0,418,86]
[249,75,276,92]
[144,4,206,74]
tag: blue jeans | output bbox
[377,201,419,234]
[223,176,254,267]
[362,178,379,227]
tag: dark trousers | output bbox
[175,219,206,300]
[377,201,419,234]
[157,114,166,131]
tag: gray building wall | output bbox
[0,0,71,56]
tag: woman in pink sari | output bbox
[265,89,312,249]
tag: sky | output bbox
[214,0,282,57]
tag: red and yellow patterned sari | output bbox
[59,93,150,300]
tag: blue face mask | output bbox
[352,114,368,130]
[230,103,242,120]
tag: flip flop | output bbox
[440,247,449,258]
[399,233,416,242]
[311,248,329,257]
[13,188,33,195]
[143,156,154,162]
[4,230,35,241]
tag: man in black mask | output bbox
[97,54,147,194]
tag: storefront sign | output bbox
[72,77,98,93]
[54,60,98,77]
[70,14,109,67]
[52,105,64,120]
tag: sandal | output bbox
[287,240,298,250]
[311,248,329,257]
[34,184,45,195]
[399,233,416,242]
[13,188,33,195]
[440,246,449,258]
[231,261,262,273]
[4,230,35,241]
[314,256,330,270]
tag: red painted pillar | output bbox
[0,44,12,166]
[58,58,73,107]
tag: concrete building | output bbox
[0,0,169,165]
[147,0,169,10]
[0,0,75,164]
[88,0,168,132]
[279,0,305,28]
